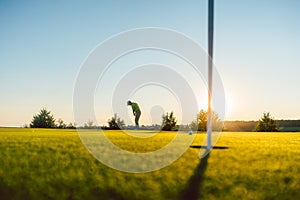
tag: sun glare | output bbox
[225,92,234,117]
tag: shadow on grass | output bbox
[179,152,210,200]
[190,145,229,150]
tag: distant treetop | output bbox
[255,112,279,132]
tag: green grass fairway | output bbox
[0,128,300,199]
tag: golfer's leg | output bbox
[135,111,141,127]
[135,115,139,127]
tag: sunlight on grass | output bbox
[0,128,299,199]
[103,130,177,153]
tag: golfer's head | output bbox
[127,100,132,106]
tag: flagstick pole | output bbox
[207,0,214,150]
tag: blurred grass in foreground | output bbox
[0,128,299,199]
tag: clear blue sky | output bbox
[1,0,300,127]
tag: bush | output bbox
[30,108,56,128]
[190,109,222,131]
[57,118,67,129]
[108,114,125,130]
[83,119,97,129]
[161,112,178,131]
[255,112,279,132]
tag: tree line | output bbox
[29,108,292,132]
[224,118,300,132]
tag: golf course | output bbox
[0,128,299,200]
[1,0,300,199]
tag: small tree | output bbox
[30,108,56,128]
[66,122,76,129]
[57,118,67,129]
[161,111,178,131]
[190,109,222,131]
[255,112,279,132]
[190,109,207,131]
[108,114,125,130]
[84,119,96,129]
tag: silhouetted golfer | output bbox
[127,100,141,128]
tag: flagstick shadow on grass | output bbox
[179,152,210,200]
[190,145,229,150]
